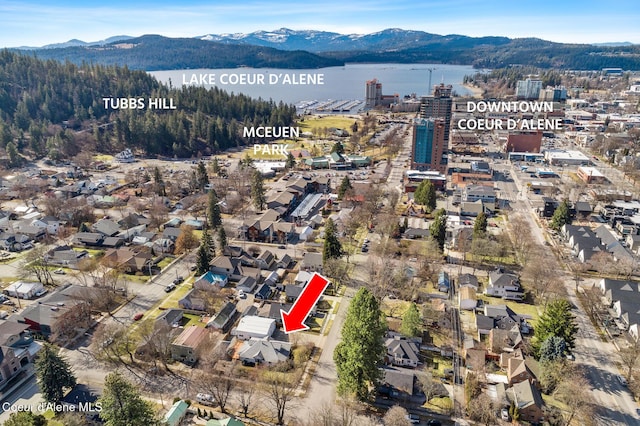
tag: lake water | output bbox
[149,63,476,108]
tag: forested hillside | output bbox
[0,50,296,165]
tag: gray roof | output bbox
[238,339,291,364]
[385,336,419,363]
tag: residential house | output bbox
[285,285,304,303]
[206,417,246,426]
[277,254,294,269]
[254,284,272,301]
[210,256,242,281]
[561,224,604,263]
[237,339,292,366]
[179,289,206,312]
[594,224,635,263]
[489,325,523,354]
[507,354,538,386]
[92,219,121,237]
[256,250,276,270]
[164,400,189,426]
[232,316,276,340]
[379,367,422,402]
[72,232,124,248]
[257,302,292,327]
[3,281,45,300]
[385,336,420,368]
[510,380,544,424]
[301,252,323,272]
[206,302,237,331]
[236,276,258,294]
[44,245,89,269]
[101,247,153,274]
[485,269,523,300]
[170,326,209,364]
[0,232,33,252]
[155,309,183,329]
[459,286,477,311]
[13,284,94,338]
[0,322,41,390]
[458,273,479,290]
[194,271,228,290]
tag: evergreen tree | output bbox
[414,180,436,212]
[539,335,568,362]
[473,211,488,238]
[337,175,353,200]
[6,141,20,168]
[251,169,266,211]
[4,411,47,426]
[211,157,221,175]
[218,226,227,250]
[535,299,578,355]
[331,141,345,154]
[196,228,214,274]
[400,303,422,338]
[334,287,387,400]
[323,218,343,263]
[99,372,159,426]
[35,343,77,404]
[195,161,209,191]
[285,152,296,169]
[550,199,572,231]
[207,190,222,229]
[429,208,447,250]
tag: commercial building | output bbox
[544,149,591,166]
[505,131,542,153]
[411,118,446,172]
[515,79,542,100]
[419,83,453,144]
[577,166,607,184]
[365,79,399,109]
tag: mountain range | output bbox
[13,28,640,71]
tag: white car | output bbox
[196,393,215,406]
[405,414,420,424]
[237,290,246,299]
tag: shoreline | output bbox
[462,83,483,98]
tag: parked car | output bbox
[405,414,420,424]
[164,284,176,293]
[173,277,184,285]
[500,408,510,421]
[617,374,628,386]
[196,393,216,406]
[189,265,197,271]
[426,420,442,426]
[133,313,144,321]
[237,290,246,299]
[53,268,66,275]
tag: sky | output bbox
[1,0,639,48]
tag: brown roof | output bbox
[172,326,208,349]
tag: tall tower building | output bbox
[419,83,453,146]
[411,118,446,172]
[365,78,383,109]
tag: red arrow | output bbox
[281,273,330,334]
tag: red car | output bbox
[133,313,144,321]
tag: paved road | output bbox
[505,159,639,424]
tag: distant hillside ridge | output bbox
[14,35,343,71]
[14,29,640,71]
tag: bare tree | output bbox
[619,339,640,382]
[382,405,411,426]
[21,246,55,286]
[236,379,259,418]
[554,369,596,426]
[466,393,496,426]
[263,371,298,425]
[199,368,236,413]
[509,215,534,265]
